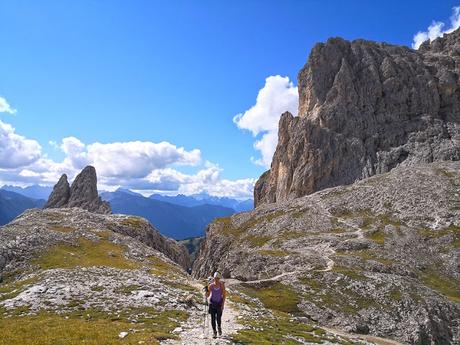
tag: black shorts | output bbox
[209,302,222,314]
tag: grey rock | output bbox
[255,28,460,207]
[44,166,111,214]
[194,162,460,344]
[44,174,70,208]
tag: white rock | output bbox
[172,327,183,333]
[118,331,129,339]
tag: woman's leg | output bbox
[217,308,223,333]
[210,307,217,334]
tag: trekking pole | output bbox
[203,298,208,337]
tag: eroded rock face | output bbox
[255,29,460,207]
[44,166,111,214]
[194,162,460,344]
[44,174,70,208]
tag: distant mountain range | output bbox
[0,184,253,239]
[149,192,253,212]
[0,189,45,225]
[1,185,53,200]
[101,189,239,239]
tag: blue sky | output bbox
[0,1,458,197]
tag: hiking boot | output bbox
[218,327,222,336]
[213,331,217,338]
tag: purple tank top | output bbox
[210,283,223,304]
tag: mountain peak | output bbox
[44,166,111,214]
[255,30,460,207]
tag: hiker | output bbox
[206,271,226,338]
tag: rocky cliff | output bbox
[194,161,460,344]
[255,28,460,207]
[44,166,111,214]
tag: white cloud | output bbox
[412,6,460,49]
[0,120,42,169]
[0,119,254,198]
[86,141,201,178]
[0,97,17,114]
[233,75,298,168]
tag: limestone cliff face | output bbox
[44,166,111,214]
[255,29,460,207]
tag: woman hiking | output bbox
[206,271,226,338]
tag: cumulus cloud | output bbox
[412,6,460,49]
[0,97,17,114]
[0,120,42,169]
[0,119,254,198]
[233,75,298,167]
[86,141,201,178]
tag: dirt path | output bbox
[161,281,243,345]
[323,327,405,345]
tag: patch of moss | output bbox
[148,256,183,277]
[257,249,289,257]
[91,286,104,292]
[332,266,367,281]
[245,235,271,247]
[436,168,456,178]
[50,226,75,233]
[419,267,460,303]
[418,225,460,248]
[162,280,197,293]
[121,216,147,229]
[115,285,141,295]
[232,311,353,344]
[265,210,286,222]
[339,250,394,266]
[389,289,402,301]
[0,276,40,302]
[33,238,139,270]
[238,282,301,315]
[0,307,188,345]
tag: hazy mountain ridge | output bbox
[102,190,235,239]
[0,190,45,225]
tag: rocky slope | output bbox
[194,161,460,344]
[45,166,111,214]
[0,207,197,344]
[255,28,460,207]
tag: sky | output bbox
[0,1,459,198]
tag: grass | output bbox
[147,256,183,277]
[331,208,405,244]
[232,311,358,345]
[216,211,286,239]
[300,272,379,315]
[418,225,460,248]
[32,237,139,270]
[50,226,75,233]
[0,276,40,302]
[0,307,188,345]
[332,265,367,281]
[419,267,460,303]
[257,249,289,257]
[436,168,456,178]
[245,235,271,247]
[115,285,141,295]
[121,216,147,229]
[238,282,301,314]
[338,250,393,266]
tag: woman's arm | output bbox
[221,282,226,309]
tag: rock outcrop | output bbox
[44,174,70,208]
[0,207,196,343]
[255,28,460,207]
[44,166,111,214]
[194,161,460,344]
